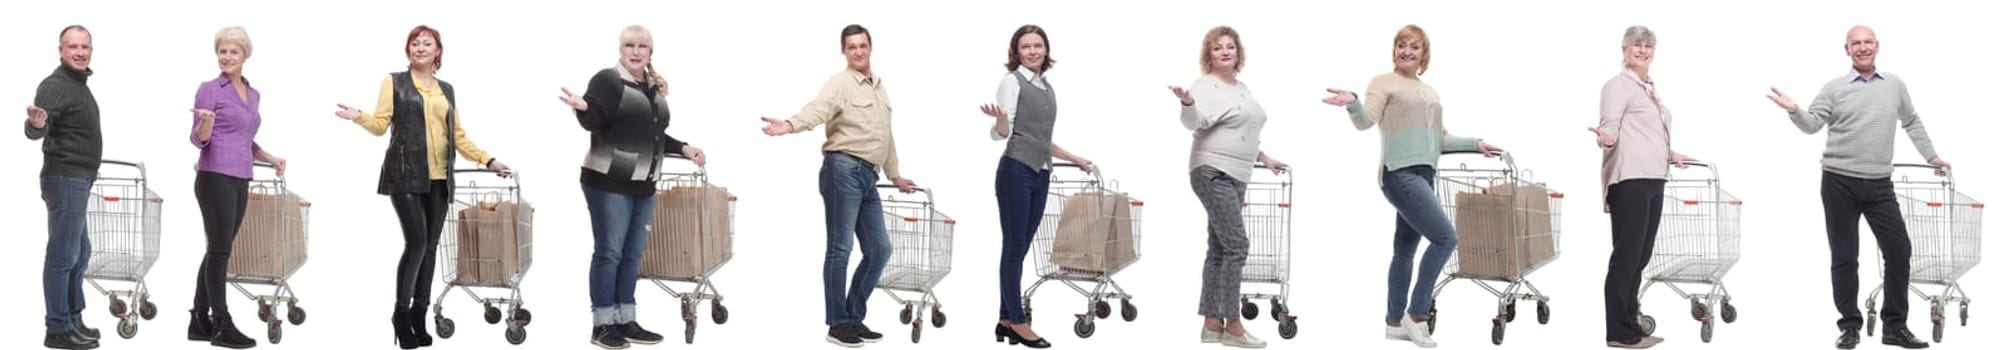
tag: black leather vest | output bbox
[375,71,458,195]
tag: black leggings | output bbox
[192,171,250,315]
[392,180,451,309]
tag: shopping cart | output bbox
[82,159,163,339]
[225,161,312,344]
[874,184,955,343]
[1636,161,1742,343]
[1236,162,1299,339]
[1025,162,1145,339]
[1427,150,1564,345]
[1864,163,1983,343]
[434,169,535,345]
[639,153,735,344]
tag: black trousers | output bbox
[1603,179,1664,342]
[1821,171,1911,331]
[192,171,251,315]
[391,180,451,309]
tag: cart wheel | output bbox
[1278,318,1299,339]
[515,307,533,326]
[1960,302,1969,326]
[1536,301,1551,325]
[931,307,947,328]
[683,318,696,344]
[1120,299,1138,322]
[268,322,282,344]
[1072,318,1095,338]
[1095,300,1112,319]
[259,303,276,323]
[289,305,307,326]
[436,317,457,339]
[1490,318,1506,345]
[1720,302,1738,324]
[506,325,527,345]
[484,304,502,325]
[899,306,914,325]
[1504,302,1518,323]
[109,297,127,318]
[139,300,157,320]
[1690,299,1707,321]
[1865,300,1878,337]
[1638,314,1657,336]
[117,318,137,339]
[1700,319,1714,343]
[1240,300,1259,320]
[1426,305,1438,334]
[1932,318,1944,343]
[710,303,727,325]
[1024,307,1035,324]
[1272,301,1289,322]
[910,321,922,343]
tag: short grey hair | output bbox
[215,26,251,58]
[1622,25,1656,46]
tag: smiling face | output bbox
[59,27,92,71]
[1208,34,1239,73]
[620,30,653,76]
[1016,32,1047,72]
[1624,40,1655,71]
[1845,26,1878,71]
[842,33,872,73]
[1394,38,1425,75]
[217,42,247,76]
[407,31,440,71]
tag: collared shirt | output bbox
[988,65,1048,140]
[1596,69,1674,211]
[1849,69,1883,83]
[353,74,493,180]
[785,69,902,179]
[191,73,264,179]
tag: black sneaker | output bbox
[188,310,215,341]
[617,322,664,345]
[825,325,863,348]
[592,325,631,349]
[209,315,258,349]
[851,323,883,343]
[44,330,98,350]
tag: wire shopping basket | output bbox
[875,184,955,343]
[434,169,534,345]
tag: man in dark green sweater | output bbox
[25,24,105,350]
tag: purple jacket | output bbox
[191,73,262,179]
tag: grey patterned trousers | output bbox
[1190,165,1250,319]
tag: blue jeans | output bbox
[583,184,655,325]
[819,152,890,326]
[994,157,1050,323]
[42,176,93,334]
[1381,166,1458,324]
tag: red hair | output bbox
[406,25,442,70]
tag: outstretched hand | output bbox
[759,117,793,136]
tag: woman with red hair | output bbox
[333,25,511,349]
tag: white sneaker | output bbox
[1400,317,1438,348]
[1386,324,1410,340]
[1220,331,1267,348]
[1201,328,1221,343]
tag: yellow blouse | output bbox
[352,74,492,180]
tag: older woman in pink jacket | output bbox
[1589,25,1696,349]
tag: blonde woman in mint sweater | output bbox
[1322,24,1501,348]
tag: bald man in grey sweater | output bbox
[1765,25,1944,350]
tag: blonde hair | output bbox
[215,26,251,58]
[622,25,669,96]
[1393,25,1431,76]
[1198,26,1244,73]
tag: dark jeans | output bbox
[995,157,1050,324]
[1603,179,1665,342]
[1821,171,1911,331]
[820,152,889,326]
[391,180,451,310]
[42,175,93,334]
[583,183,654,324]
[1381,166,1457,324]
[192,171,251,316]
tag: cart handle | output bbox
[1893,163,1953,182]
[1669,160,1720,179]
[1441,149,1521,177]
[454,168,522,187]
[1051,161,1108,188]
[99,159,143,170]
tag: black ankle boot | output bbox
[188,310,214,341]
[208,314,257,349]
[406,305,433,347]
[392,307,418,349]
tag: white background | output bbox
[2,0,1998,349]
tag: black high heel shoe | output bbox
[392,307,418,349]
[995,323,1052,348]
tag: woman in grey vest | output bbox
[978,24,1094,349]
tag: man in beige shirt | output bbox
[759,24,916,348]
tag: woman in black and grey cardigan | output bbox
[557,25,708,350]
